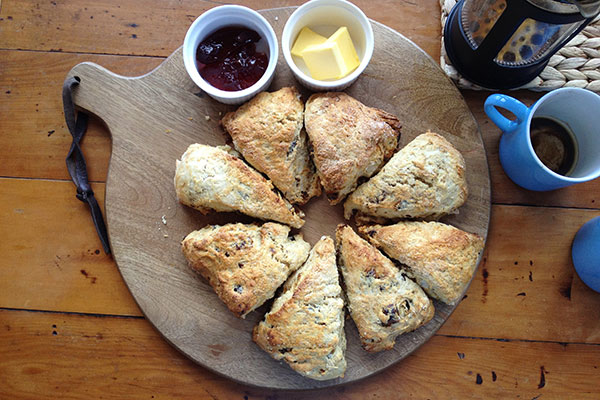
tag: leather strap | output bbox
[63,76,111,254]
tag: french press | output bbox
[444,0,600,89]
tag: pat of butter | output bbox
[301,26,360,81]
[291,27,327,57]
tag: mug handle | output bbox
[484,94,529,132]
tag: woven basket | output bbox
[440,0,600,91]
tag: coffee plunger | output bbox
[444,0,600,89]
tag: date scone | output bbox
[221,87,320,204]
[175,144,304,228]
[344,132,468,223]
[359,221,485,305]
[305,92,401,205]
[182,223,310,318]
[336,225,434,352]
[253,236,346,381]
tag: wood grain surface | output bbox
[1,0,599,398]
[61,7,490,389]
[2,308,599,399]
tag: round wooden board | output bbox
[67,7,490,390]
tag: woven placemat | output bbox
[440,0,600,91]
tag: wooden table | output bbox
[1,1,599,398]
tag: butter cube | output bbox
[301,26,360,80]
[328,26,360,67]
[291,27,327,57]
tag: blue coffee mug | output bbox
[484,87,600,191]
[572,216,600,293]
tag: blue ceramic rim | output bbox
[524,87,600,183]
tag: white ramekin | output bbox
[282,0,374,92]
[182,5,278,105]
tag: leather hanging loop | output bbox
[63,76,111,254]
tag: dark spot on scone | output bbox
[396,200,409,210]
[233,284,243,294]
[381,304,400,326]
[307,303,320,312]
[287,139,298,156]
[279,347,292,354]
[238,262,244,268]
[224,251,230,257]
[367,230,376,237]
[402,299,410,311]
[370,191,388,204]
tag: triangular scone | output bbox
[182,222,310,318]
[221,87,321,204]
[336,225,434,352]
[175,144,305,228]
[304,92,401,205]
[359,221,485,305]
[344,132,468,222]
[253,236,346,381]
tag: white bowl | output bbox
[282,0,374,91]
[182,5,278,105]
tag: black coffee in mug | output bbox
[530,117,578,176]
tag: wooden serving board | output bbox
[66,7,490,389]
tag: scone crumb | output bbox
[165,129,172,134]
[163,234,169,238]
[161,215,167,225]
[205,115,211,121]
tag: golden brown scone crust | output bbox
[359,221,485,305]
[336,225,434,352]
[253,236,346,381]
[182,223,310,318]
[174,144,305,228]
[221,87,321,204]
[305,92,401,205]
[344,132,467,222]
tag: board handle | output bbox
[64,62,140,126]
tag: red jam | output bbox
[196,27,269,92]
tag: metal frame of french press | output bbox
[444,0,597,89]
